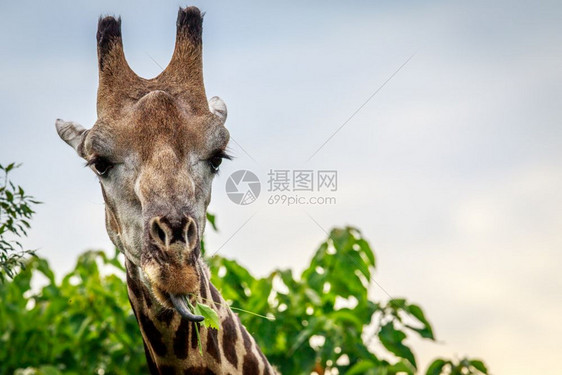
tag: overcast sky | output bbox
[1,0,561,373]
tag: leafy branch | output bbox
[0,162,40,282]
[426,357,489,375]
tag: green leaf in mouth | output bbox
[194,302,221,330]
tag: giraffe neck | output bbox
[125,258,275,375]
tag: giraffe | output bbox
[55,6,276,374]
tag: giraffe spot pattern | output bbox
[221,315,239,368]
[209,284,222,308]
[127,271,142,299]
[158,308,176,325]
[142,285,153,309]
[138,311,167,357]
[190,321,199,350]
[258,350,273,375]
[199,265,208,300]
[159,365,175,374]
[240,322,253,351]
[242,352,260,374]
[239,316,261,374]
[205,327,221,364]
[174,318,191,359]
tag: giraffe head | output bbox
[56,7,228,321]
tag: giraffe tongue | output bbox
[170,294,205,322]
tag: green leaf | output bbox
[193,320,203,356]
[195,302,220,330]
[426,359,448,375]
[379,323,417,369]
[469,359,489,374]
[5,163,15,172]
[407,304,435,340]
[405,324,434,340]
[206,212,218,231]
[388,359,415,374]
[357,238,376,268]
[329,309,363,331]
[346,360,377,375]
[36,258,55,284]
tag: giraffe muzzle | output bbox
[141,213,206,318]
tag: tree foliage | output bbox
[0,163,39,281]
[0,249,146,375]
[209,227,487,375]
[426,358,489,375]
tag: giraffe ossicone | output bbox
[56,6,276,374]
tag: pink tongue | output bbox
[170,294,204,322]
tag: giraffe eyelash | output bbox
[213,150,232,160]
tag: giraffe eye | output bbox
[209,156,223,173]
[89,157,113,177]
[207,150,231,173]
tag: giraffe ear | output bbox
[208,96,227,124]
[55,119,88,155]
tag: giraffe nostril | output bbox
[157,226,166,244]
[151,219,168,245]
[185,217,198,250]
